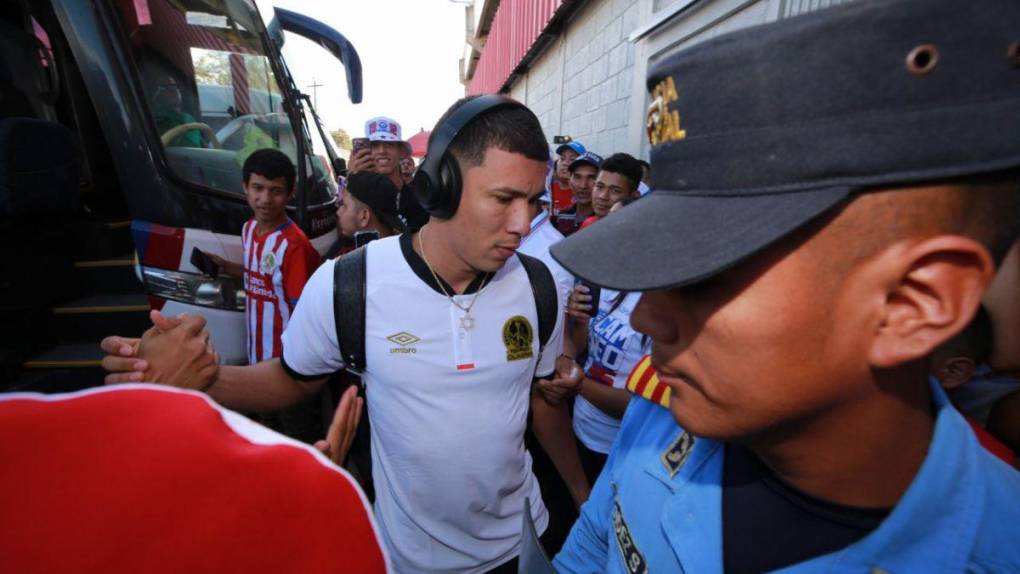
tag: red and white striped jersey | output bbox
[242,218,320,364]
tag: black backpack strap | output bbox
[517,252,558,351]
[332,246,368,374]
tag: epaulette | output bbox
[625,355,670,408]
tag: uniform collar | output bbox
[804,380,985,573]
[654,379,987,573]
[398,232,492,296]
[252,218,293,237]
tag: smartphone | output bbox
[353,229,380,248]
[579,279,601,312]
[352,137,371,154]
[190,247,219,278]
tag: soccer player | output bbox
[102,97,581,573]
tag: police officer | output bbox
[102,97,584,573]
[551,0,1020,572]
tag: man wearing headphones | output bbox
[101,96,577,573]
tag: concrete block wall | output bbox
[514,0,646,158]
[503,0,858,159]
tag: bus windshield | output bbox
[113,0,302,197]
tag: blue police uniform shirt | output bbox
[554,378,1020,573]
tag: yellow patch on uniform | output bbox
[646,76,687,145]
[502,315,534,362]
[625,355,671,408]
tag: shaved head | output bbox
[815,173,1020,276]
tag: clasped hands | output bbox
[536,353,583,405]
[100,310,362,467]
[101,310,219,391]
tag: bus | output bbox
[0,0,360,390]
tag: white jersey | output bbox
[281,234,564,573]
[519,210,574,306]
[573,290,649,454]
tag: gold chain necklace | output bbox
[418,225,489,331]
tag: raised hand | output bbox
[314,385,364,466]
[567,285,594,322]
[347,148,375,174]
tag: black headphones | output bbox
[413,94,534,219]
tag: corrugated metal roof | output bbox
[468,0,565,95]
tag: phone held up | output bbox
[190,247,220,278]
[577,278,601,313]
[352,137,371,154]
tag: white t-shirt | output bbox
[572,290,649,454]
[519,210,574,307]
[281,234,564,573]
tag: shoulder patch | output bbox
[626,355,670,408]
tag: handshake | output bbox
[101,310,219,390]
[100,310,363,467]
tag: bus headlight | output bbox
[141,266,245,311]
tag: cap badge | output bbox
[646,76,686,145]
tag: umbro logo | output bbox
[387,331,420,354]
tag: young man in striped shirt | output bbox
[206,149,321,438]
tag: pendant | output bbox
[459,314,475,331]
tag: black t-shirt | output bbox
[397,182,430,231]
[722,444,890,573]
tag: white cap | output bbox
[365,116,403,142]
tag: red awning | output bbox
[407,129,430,158]
[468,0,565,95]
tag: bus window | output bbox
[113,0,299,196]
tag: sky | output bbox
[257,0,469,141]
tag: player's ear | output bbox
[867,236,995,368]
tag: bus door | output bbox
[104,0,361,364]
